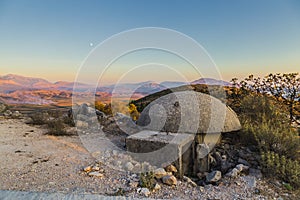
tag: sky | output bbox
[0,0,299,84]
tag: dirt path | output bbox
[0,118,297,199]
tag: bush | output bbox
[29,112,50,125]
[261,151,300,189]
[95,101,112,115]
[128,103,140,121]
[46,119,69,136]
[63,115,75,127]
[29,110,75,136]
[240,94,300,188]
[139,172,156,190]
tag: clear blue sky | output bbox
[0,0,299,83]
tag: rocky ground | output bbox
[0,116,298,199]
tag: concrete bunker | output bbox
[126,91,241,177]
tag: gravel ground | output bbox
[0,118,297,199]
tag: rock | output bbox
[124,162,134,171]
[153,183,161,191]
[3,110,12,117]
[236,164,249,172]
[112,150,118,156]
[221,160,233,173]
[221,155,227,160]
[114,112,140,135]
[0,102,7,113]
[95,110,106,119]
[238,158,250,166]
[129,181,139,188]
[182,176,197,187]
[162,175,177,186]
[242,176,257,188]
[91,166,100,171]
[76,114,90,122]
[213,152,222,164]
[196,172,208,180]
[199,186,205,193]
[249,168,262,178]
[83,166,92,172]
[76,120,89,128]
[137,188,150,197]
[209,154,217,167]
[154,168,168,179]
[206,170,222,183]
[224,144,230,150]
[88,171,104,178]
[11,111,22,118]
[165,165,177,173]
[226,168,239,178]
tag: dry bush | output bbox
[46,119,69,136]
[29,112,50,125]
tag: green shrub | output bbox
[139,172,156,190]
[261,151,300,188]
[239,94,300,188]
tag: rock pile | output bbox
[153,165,178,186]
[82,163,105,178]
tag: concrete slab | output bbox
[126,131,194,177]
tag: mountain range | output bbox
[0,74,230,105]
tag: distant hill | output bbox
[0,74,91,93]
[0,74,231,105]
[191,78,231,86]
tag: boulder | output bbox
[12,111,22,118]
[249,168,263,179]
[153,183,161,190]
[154,168,168,179]
[226,168,239,178]
[0,102,7,113]
[206,170,222,183]
[238,158,250,166]
[76,120,89,129]
[162,175,177,186]
[83,166,92,172]
[235,164,249,172]
[183,176,197,187]
[165,164,178,173]
[113,112,141,135]
[124,162,134,171]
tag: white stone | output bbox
[153,183,161,190]
[88,171,104,178]
[124,162,134,171]
[137,188,150,197]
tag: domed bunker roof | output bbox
[137,91,241,134]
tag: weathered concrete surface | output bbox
[126,131,194,177]
[137,91,241,134]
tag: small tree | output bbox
[233,73,300,124]
[128,103,140,121]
